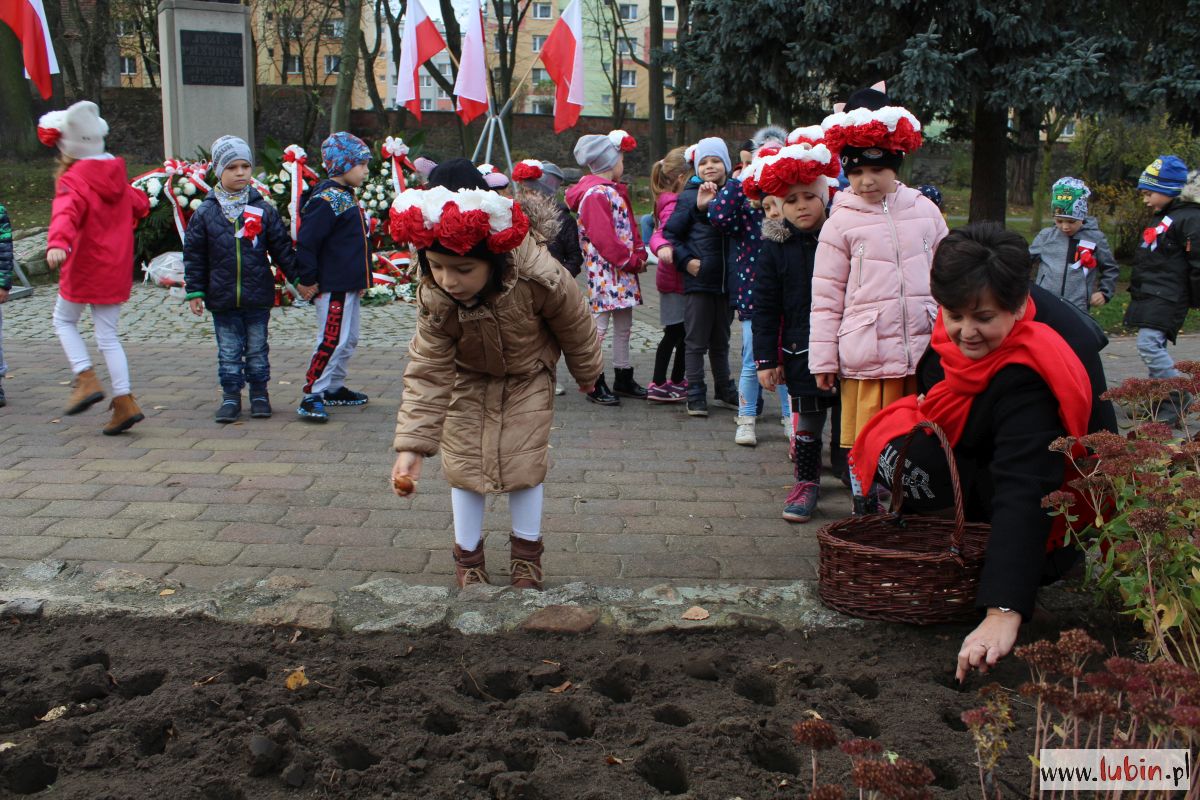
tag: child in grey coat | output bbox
[1029,177,1118,313]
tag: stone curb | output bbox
[0,559,863,636]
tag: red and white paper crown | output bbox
[511,159,544,182]
[608,130,637,153]
[820,106,923,156]
[738,146,781,201]
[742,142,840,200]
[786,126,825,147]
[390,186,530,254]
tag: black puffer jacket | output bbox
[183,189,297,311]
[751,218,831,399]
[548,200,583,277]
[1124,185,1200,341]
[663,176,729,294]
[0,204,13,291]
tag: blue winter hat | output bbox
[1138,155,1188,197]
[917,184,943,210]
[321,131,371,177]
[691,137,731,176]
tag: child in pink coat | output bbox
[646,146,691,402]
[809,87,948,512]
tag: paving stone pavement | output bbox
[0,279,1194,598]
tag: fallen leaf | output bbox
[289,629,302,644]
[605,755,624,765]
[402,644,414,657]
[58,381,70,386]
[548,681,572,694]
[285,667,309,691]
[192,671,224,687]
[36,706,67,722]
[51,419,61,424]
[152,405,168,410]
[0,742,16,752]
[804,709,824,719]
[541,659,560,667]
[159,588,176,597]
[681,606,710,621]
[278,380,292,385]
[778,779,790,788]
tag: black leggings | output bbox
[653,322,686,385]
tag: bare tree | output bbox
[489,0,530,135]
[112,0,160,88]
[330,0,363,131]
[357,0,390,132]
[260,0,339,147]
[0,24,38,156]
[584,0,629,128]
[66,0,113,101]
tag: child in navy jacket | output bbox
[296,131,373,422]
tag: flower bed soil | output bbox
[0,609,1120,799]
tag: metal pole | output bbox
[494,104,514,173]
[470,113,490,162]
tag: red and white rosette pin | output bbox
[236,206,264,247]
[1074,240,1097,269]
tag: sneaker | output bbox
[686,398,708,417]
[323,386,369,406]
[735,416,757,446]
[781,415,792,428]
[250,394,272,418]
[712,386,739,411]
[647,381,686,403]
[782,481,820,523]
[554,383,566,396]
[297,395,329,422]
[214,394,241,424]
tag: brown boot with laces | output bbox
[509,534,544,590]
[453,542,490,588]
[102,394,144,435]
[65,367,105,415]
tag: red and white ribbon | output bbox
[236,205,264,246]
[283,145,319,244]
[381,136,416,195]
[1074,240,1096,270]
[1143,216,1173,252]
[131,158,212,246]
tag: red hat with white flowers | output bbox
[821,84,923,172]
[511,159,544,182]
[743,140,841,201]
[390,186,530,256]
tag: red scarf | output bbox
[850,296,1092,494]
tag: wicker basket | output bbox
[817,421,991,624]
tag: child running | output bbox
[39,101,150,434]
[390,159,603,589]
[645,146,691,402]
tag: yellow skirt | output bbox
[839,376,919,448]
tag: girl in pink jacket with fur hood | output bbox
[809,87,948,512]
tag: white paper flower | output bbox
[278,169,290,182]
[176,196,187,207]
[189,198,202,211]
[182,182,197,196]
[148,196,159,208]
[147,178,162,195]
[381,162,391,174]
[272,183,286,195]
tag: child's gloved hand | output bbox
[46,248,68,270]
[392,451,424,496]
[188,298,204,316]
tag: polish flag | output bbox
[452,0,488,125]
[0,0,60,100]
[538,0,584,133]
[395,0,447,121]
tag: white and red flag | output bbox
[395,0,447,121]
[538,0,584,133]
[1,0,59,100]
[452,0,488,125]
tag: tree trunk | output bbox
[647,0,664,158]
[1008,106,1039,206]
[671,0,690,147]
[968,96,1008,224]
[330,0,363,132]
[0,25,38,157]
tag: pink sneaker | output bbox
[648,381,686,403]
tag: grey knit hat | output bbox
[212,135,253,177]
[574,134,621,174]
[692,137,731,175]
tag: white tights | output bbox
[451,484,544,550]
[53,296,131,396]
[594,308,633,369]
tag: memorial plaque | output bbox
[180,30,243,86]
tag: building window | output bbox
[494,33,513,52]
[663,70,674,87]
[601,93,611,106]
[618,3,638,21]
[421,98,433,111]
[495,1,514,16]
[663,5,675,21]
[324,55,341,75]
[661,39,675,53]
[322,18,345,38]
[664,103,674,120]
[1062,120,1077,137]
[119,55,137,75]
[282,18,303,39]
[532,2,552,19]
[531,67,548,84]
[114,19,133,37]
[285,55,302,74]
[622,101,636,117]
[420,74,433,88]
[531,100,553,115]
[531,34,547,52]
[619,69,636,87]
[267,47,275,59]
[437,87,448,99]
[617,38,637,57]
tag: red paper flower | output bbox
[845,120,890,148]
[240,213,263,242]
[390,206,437,250]
[486,201,530,253]
[1143,227,1158,246]
[890,116,923,153]
[1076,247,1096,269]
[618,134,637,152]
[511,161,543,182]
[37,126,61,147]
[759,155,840,198]
[437,204,492,254]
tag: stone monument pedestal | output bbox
[157,0,254,160]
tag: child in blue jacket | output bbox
[295,132,373,422]
[185,136,302,422]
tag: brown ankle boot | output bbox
[453,542,490,588]
[509,535,544,590]
[103,394,145,436]
[65,367,105,415]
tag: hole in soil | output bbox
[459,666,526,701]
[422,709,460,736]
[732,673,777,706]
[261,707,303,731]
[135,720,173,756]
[842,674,879,699]
[635,747,689,795]
[926,758,961,791]
[651,704,693,727]
[594,657,648,704]
[2,753,58,794]
[200,779,247,800]
[4,699,51,730]
[225,662,267,685]
[940,708,968,732]
[746,735,800,775]
[332,738,381,772]
[118,669,167,698]
[350,665,390,687]
[500,747,539,773]
[844,717,880,739]
[68,650,111,671]
[543,701,594,740]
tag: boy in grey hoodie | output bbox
[1029,177,1118,313]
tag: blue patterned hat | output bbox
[321,131,371,177]
[1138,155,1188,197]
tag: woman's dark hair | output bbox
[416,246,511,299]
[930,222,1032,312]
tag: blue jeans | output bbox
[739,319,789,417]
[639,214,655,248]
[212,308,271,394]
[1136,327,1180,379]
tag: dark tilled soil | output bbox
[0,611,1116,799]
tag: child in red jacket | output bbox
[39,101,150,435]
